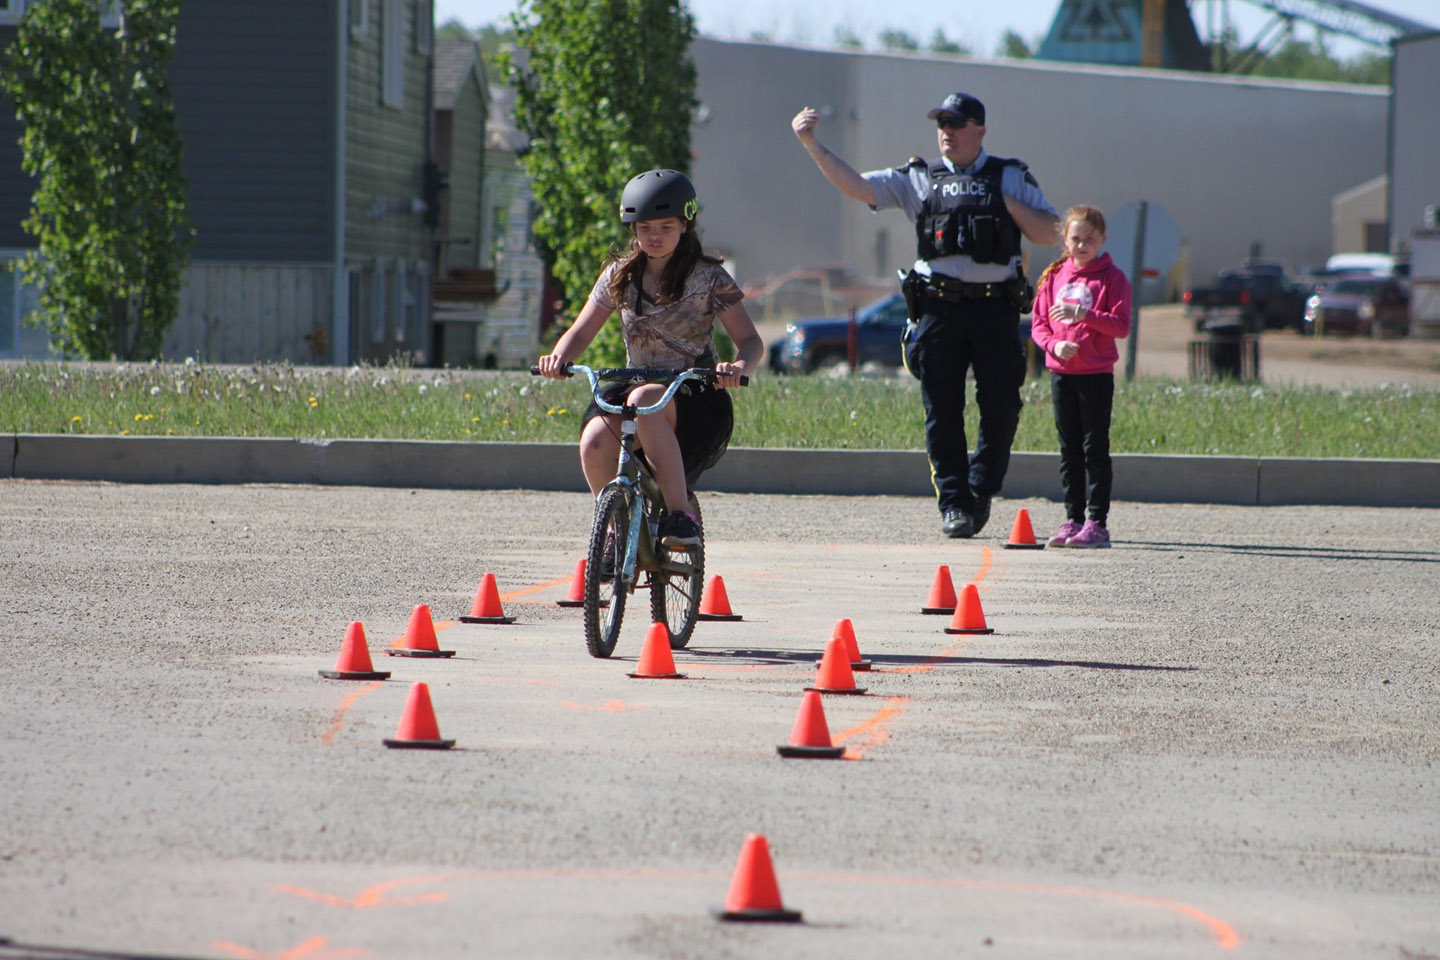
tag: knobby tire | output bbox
[649,495,703,649]
[584,487,630,658]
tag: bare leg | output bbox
[579,416,621,496]
[627,384,690,512]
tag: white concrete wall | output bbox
[692,39,1389,291]
[1390,33,1440,253]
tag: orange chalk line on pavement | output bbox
[833,696,909,760]
[319,681,383,746]
[212,936,365,960]
[787,872,1241,950]
[266,868,1238,950]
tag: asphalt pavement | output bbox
[1,480,1437,959]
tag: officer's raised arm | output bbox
[1004,194,1062,247]
[791,106,876,206]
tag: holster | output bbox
[1007,272,1035,314]
[900,269,927,321]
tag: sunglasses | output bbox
[936,117,971,131]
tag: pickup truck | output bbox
[768,293,910,373]
[1182,262,1310,333]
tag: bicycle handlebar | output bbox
[528,363,748,417]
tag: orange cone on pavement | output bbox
[460,572,517,624]
[627,622,687,679]
[1003,508,1045,550]
[319,621,392,680]
[777,690,845,759]
[944,583,995,635]
[921,564,957,614]
[832,618,871,671]
[807,637,867,695]
[382,682,455,749]
[713,833,803,923]
[697,575,742,621]
[555,558,587,607]
[387,603,456,658]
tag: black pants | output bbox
[1050,371,1114,525]
[903,296,1025,514]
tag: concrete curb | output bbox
[7,434,1437,508]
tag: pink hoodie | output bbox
[1031,252,1133,375]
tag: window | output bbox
[381,0,404,108]
[349,0,368,38]
[413,0,431,55]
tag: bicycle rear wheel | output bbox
[650,495,703,649]
[584,487,630,658]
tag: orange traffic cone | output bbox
[382,682,455,749]
[387,603,456,658]
[555,558,587,607]
[921,563,958,614]
[319,621,392,680]
[944,583,995,635]
[777,690,846,759]
[713,833,803,923]
[697,575,742,621]
[832,618,871,671]
[460,572,516,624]
[1003,508,1045,550]
[627,622,687,679]
[807,637,867,695]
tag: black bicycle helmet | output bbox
[618,169,698,224]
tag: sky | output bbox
[435,0,1438,60]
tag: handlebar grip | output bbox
[738,375,750,387]
[529,363,573,377]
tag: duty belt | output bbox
[924,274,1007,302]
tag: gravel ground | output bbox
[1,480,1437,959]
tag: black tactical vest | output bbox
[914,156,1023,265]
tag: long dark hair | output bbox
[606,217,722,306]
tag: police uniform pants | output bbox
[903,296,1025,514]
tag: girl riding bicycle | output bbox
[536,169,764,547]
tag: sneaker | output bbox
[1066,519,1111,549]
[971,494,992,536]
[941,508,974,539]
[659,510,701,549]
[1047,519,1083,547]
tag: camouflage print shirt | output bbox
[589,260,745,368]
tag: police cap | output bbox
[926,92,985,126]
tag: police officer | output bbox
[792,93,1059,538]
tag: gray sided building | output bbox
[0,0,436,364]
[688,38,1390,295]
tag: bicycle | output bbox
[530,363,747,658]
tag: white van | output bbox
[1325,252,1399,277]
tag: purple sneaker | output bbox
[1048,519,1083,547]
[1067,520,1111,549]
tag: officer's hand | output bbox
[791,107,819,144]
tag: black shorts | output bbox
[584,381,734,488]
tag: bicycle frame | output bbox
[576,365,709,590]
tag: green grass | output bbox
[1,361,1437,460]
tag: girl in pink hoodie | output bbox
[1030,205,1132,548]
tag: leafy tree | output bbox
[927,28,968,56]
[878,28,919,52]
[504,0,697,364]
[833,24,863,49]
[437,17,473,42]
[0,0,192,360]
[998,29,1034,59]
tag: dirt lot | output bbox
[1,481,1436,959]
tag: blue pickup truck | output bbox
[767,294,910,374]
[766,292,1041,377]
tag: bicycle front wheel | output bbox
[650,494,703,649]
[584,486,630,658]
